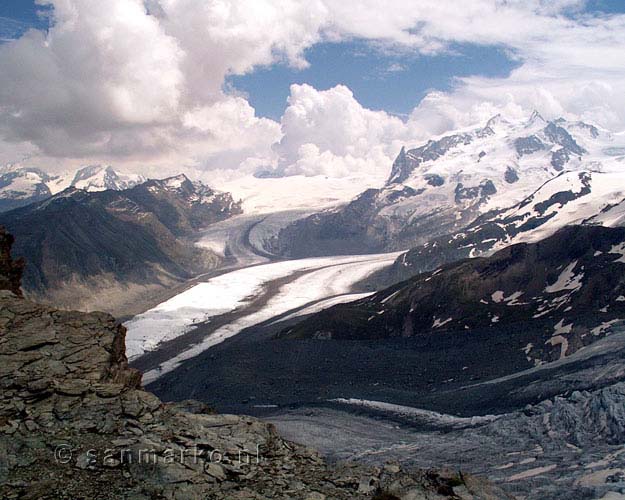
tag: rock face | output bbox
[0,174,242,315]
[280,225,625,365]
[0,227,23,297]
[0,230,510,499]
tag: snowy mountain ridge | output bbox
[269,112,625,258]
[0,164,145,212]
[380,111,615,226]
[69,164,145,192]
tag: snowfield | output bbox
[125,252,399,381]
[215,173,384,214]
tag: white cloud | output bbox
[273,84,412,178]
[0,0,623,183]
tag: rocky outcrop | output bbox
[0,230,510,499]
[0,227,23,296]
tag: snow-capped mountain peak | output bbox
[0,165,147,212]
[526,109,546,128]
[270,112,625,258]
[70,165,145,192]
[0,166,58,212]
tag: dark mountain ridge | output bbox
[0,174,242,315]
[280,224,625,366]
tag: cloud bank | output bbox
[0,0,624,181]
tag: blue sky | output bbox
[228,41,518,120]
[3,0,624,120]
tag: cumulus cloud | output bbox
[0,0,624,182]
[272,84,414,178]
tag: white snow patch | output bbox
[609,242,625,263]
[546,335,569,360]
[553,319,573,335]
[545,261,584,293]
[491,290,505,303]
[432,317,452,328]
[164,175,186,189]
[216,174,381,214]
[504,291,525,305]
[591,319,621,336]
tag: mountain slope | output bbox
[269,113,625,257]
[379,169,625,284]
[280,225,625,366]
[0,174,242,315]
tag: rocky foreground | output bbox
[0,226,511,499]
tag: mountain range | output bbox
[268,113,625,259]
[0,174,241,316]
[0,164,145,212]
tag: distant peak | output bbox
[159,174,190,189]
[527,110,546,126]
[164,173,189,182]
[485,113,502,127]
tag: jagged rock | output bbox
[0,228,23,296]
[514,136,545,156]
[504,166,519,184]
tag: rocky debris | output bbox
[270,373,625,500]
[0,231,510,499]
[0,227,23,297]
